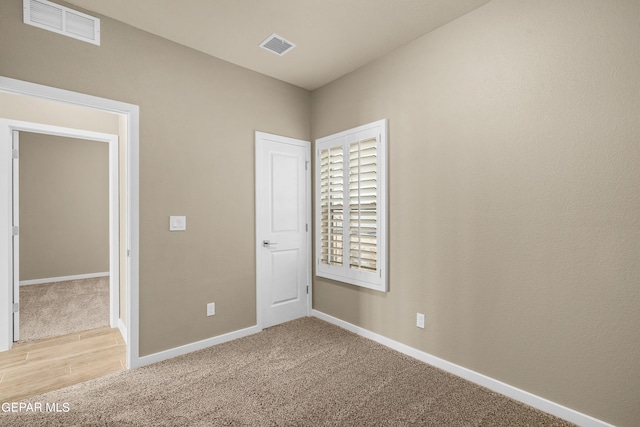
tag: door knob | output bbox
[263,240,278,248]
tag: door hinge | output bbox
[12,149,18,159]
[305,160,309,171]
[13,302,19,313]
[306,286,309,295]
[306,223,308,232]
[127,249,130,257]
[12,226,19,236]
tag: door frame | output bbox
[0,76,141,369]
[4,121,119,341]
[255,131,311,330]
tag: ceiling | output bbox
[64,0,492,91]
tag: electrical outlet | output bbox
[416,312,425,329]
[207,302,215,316]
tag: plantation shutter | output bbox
[319,145,344,266]
[349,138,377,272]
[315,119,387,292]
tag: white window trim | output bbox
[315,119,388,292]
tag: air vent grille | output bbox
[260,33,296,56]
[30,0,63,30]
[24,0,100,46]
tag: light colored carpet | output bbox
[18,277,110,342]
[2,317,575,426]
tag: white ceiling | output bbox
[64,0,492,91]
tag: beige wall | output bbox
[0,0,310,354]
[312,1,640,426]
[19,133,109,280]
[0,91,120,133]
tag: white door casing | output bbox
[12,131,19,341]
[0,76,140,369]
[255,132,311,329]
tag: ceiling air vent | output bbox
[23,0,100,46]
[259,33,296,56]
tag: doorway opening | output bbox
[15,130,117,343]
[0,76,141,371]
[0,120,125,402]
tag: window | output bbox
[315,119,388,292]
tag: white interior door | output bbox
[12,130,19,341]
[255,132,310,329]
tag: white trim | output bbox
[107,129,119,329]
[12,131,19,341]
[305,140,312,316]
[19,271,109,286]
[117,318,127,344]
[1,118,9,349]
[255,135,263,330]
[312,310,615,427]
[0,76,140,369]
[137,325,261,368]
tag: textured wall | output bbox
[0,0,310,355]
[19,133,109,280]
[0,91,120,134]
[311,1,640,425]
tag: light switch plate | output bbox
[417,313,425,329]
[169,216,187,231]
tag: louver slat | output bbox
[349,137,378,272]
[30,0,63,30]
[319,145,344,266]
[66,11,96,40]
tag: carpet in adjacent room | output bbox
[18,277,109,342]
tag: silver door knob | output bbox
[263,240,278,248]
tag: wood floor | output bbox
[0,327,125,403]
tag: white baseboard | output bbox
[137,325,261,368]
[19,272,109,286]
[117,318,127,344]
[312,310,614,427]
